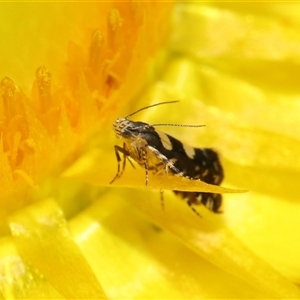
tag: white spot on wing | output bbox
[183,143,195,159]
[156,131,173,150]
[213,161,219,171]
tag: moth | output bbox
[110,101,224,215]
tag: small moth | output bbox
[110,101,224,215]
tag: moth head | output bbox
[113,117,150,139]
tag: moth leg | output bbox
[148,162,164,175]
[185,198,202,218]
[110,143,134,184]
[140,146,149,186]
[164,158,181,176]
[160,189,164,211]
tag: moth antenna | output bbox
[152,123,205,128]
[126,100,179,118]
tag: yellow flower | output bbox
[1,2,300,299]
